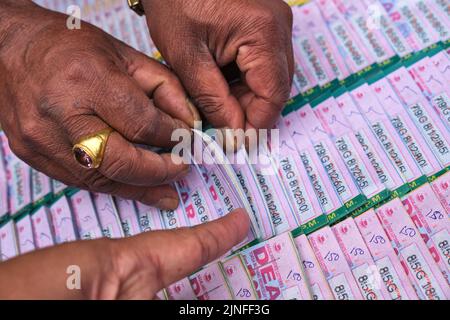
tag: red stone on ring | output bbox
[73,147,94,168]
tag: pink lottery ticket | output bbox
[0,144,8,219]
[355,209,419,300]
[294,234,334,300]
[430,51,450,85]
[92,193,124,238]
[316,0,373,73]
[176,169,218,227]
[376,198,449,299]
[70,190,103,240]
[332,217,391,300]
[430,171,450,214]
[402,183,450,284]
[292,6,337,86]
[52,180,66,195]
[49,196,77,244]
[360,0,413,57]
[0,133,32,215]
[31,169,52,203]
[408,57,450,129]
[241,232,312,300]
[222,255,257,300]
[294,2,350,80]
[189,262,233,300]
[0,220,19,261]
[412,0,450,42]
[15,214,36,255]
[31,206,55,249]
[134,202,164,232]
[350,83,422,183]
[167,277,197,300]
[335,92,405,190]
[160,206,188,231]
[333,0,396,63]
[308,226,364,300]
[297,105,361,204]
[275,121,325,226]
[387,68,450,169]
[114,197,141,236]
[314,97,386,198]
[253,148,299,235]
[432,0,450,27]
[232,147,274,239]
[379,0,440,51]
[370,78,442,175]
[283,111,342,215]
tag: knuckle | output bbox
[84,172,116,194]
[104,155,134,182]
[19,120,41,146]
[195,95,225,116]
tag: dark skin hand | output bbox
[0,1,200,210]
[142,0,294,131]
[0,209,250,299]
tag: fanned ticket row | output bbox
[1,0,447,300]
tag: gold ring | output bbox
[72,128,114,169]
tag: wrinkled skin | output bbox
[143,0,294,131]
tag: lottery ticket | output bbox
[335,92,405,191]
[135,201,165,232]
[387,67,450,169]
[314,97,386,199]
[294,2,351,80]
[0,220,19,261]
[31,169,52,204]
[361,0,413,57]
[0,133,32,215]
[70,190,103,240]
[167,277,197,301]
[370,78,442,175]
[49,196,78,244]
[0,144,8,219]
[160,206,188,231]
[316,0,373,73]
[241,232,312,300]
[176,169,217,228]
[222,255,257,300]
[355,209,419,300]
[402,183,450,283]
[232,147,274,239]
[430,171,450,213]
[31,206,55,249]
[376,198,449,299]
[297,104,363,207]
[430,50,450,85]
[274,120,327,231]
[350,83,423,183]
[52,179,67,195]
[253,146,299,235]
[408,57,450,130]
[294,234,334,300]
[379,0,440,51]
[431,0,450,27]
[15,214,36,255]
[333,0,396,63]
[332,217,391,300]
[283,111,343,217]
[92,193,124,238]
[412,0,450,42]
[114,197,141,236]
[308,226,364,300]
[189,262,233,300]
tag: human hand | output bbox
[0,209,250,300]
[142,0,294,131]
[0,2,199,209]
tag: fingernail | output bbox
[186,98,201,129]
[156,197,179,211]
[218,127,244,153]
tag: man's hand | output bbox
[0,209,250,300]
[142,0,294,131]
[0,1,199,209]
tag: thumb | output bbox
[124,209,250,292]
[170,46,245,130]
